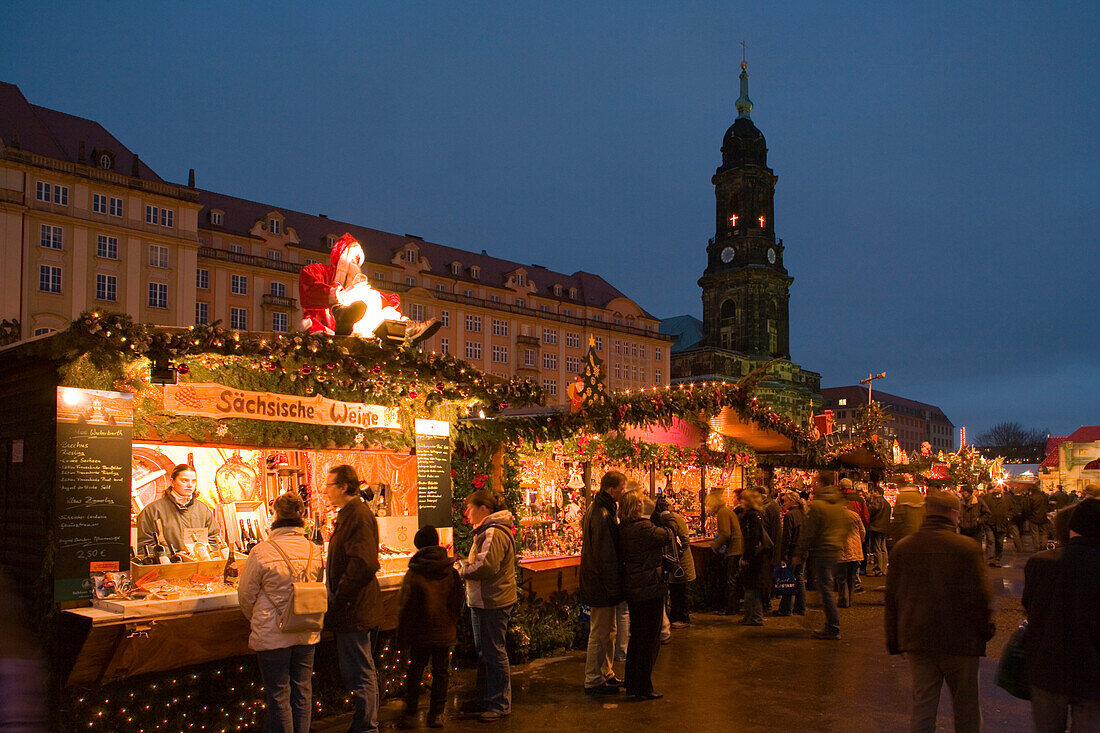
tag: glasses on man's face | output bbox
[325,482,341,489]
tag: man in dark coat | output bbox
[793,472,848,640]
[1022,498,1100,730]
[1027,485,1053,551]
[866,485,891,575]
[759,489,783,611]
[579,471,626,695]
[979,484,1014,566]
[325,465,383,733]
[885,491,994,733]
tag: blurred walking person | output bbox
[660,495,696,627]
[706,488,743,615]
[1023,498,1100,731]
[886,491,994,733]
[738,490,772,625]
[776,491,807,616]
[579,471,626,696]
[836,505,866,608]
[793,472,848,640]
[980,483,1014,566]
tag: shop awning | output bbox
[709,407,793,453]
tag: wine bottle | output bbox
[222,545,239,585]
[152,539,171,565]
[238,519,250,551]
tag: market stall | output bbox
[0,311,540,731]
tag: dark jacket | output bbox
[762,497,783,565]
[579,490,622,607]
[1009,491,1028,522]
[781,505,805,565]
[738,509,772,591]
[794,491,848,561]
[325,496,383,632]
[980,491,1013,531]
[958,495,990,532]
[1027,488,1051,524]
[665,511,696,583]
[397,545,464,648]
[885,515,994,657]
[1022,536,1100,700]
[867,494,891,534]
[618,517,673,603]
[710,502,744,556]
[1050,490,1071,510]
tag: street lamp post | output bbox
[860,371,886,404]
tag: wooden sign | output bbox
[163,383,401,430]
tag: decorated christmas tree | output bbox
[577,336,609,408]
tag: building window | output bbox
[406,277,417,286]
[109,197,123,217]
[655,347,662,361]
[614,363,621,379]
[655,369,662,383]
[614,317,622,325]
[470,266,480,279]
[593,314,603,322]
[229,244,244,254]
[543,328,558,345]
[465,341,482,360]
[492,319,509,337]
[543,352,557,370]
[490,294,500,303]
[147,282,168,309]
[465,315,482,332]
[211,211,223,225]
[553,284,562,296]
[631,344,638,358]
[231,275,248,295]
[615,341,622,355]
[272,312,289,332]
[515,298,525,308]
[39,265,62,293]
[145,206,173,227]
[463,289,473,298]
[540,305,549,312]
[148,245,169,268]
[492,345,509,363]
[270,281,286,297]
[95,274,117,302]
[230,307,247,330]
[524,349,536,367]
[196,268,210,289]
[639,345,646,359]
[326,235,337,247]
[98,153,111,169]
[435,284,445,292]
[40,225,63,250]
[93,194,108,213]
[97,235,118,259]
[450,263,460,275]
[374,272,387,281]
[195,302,209,325]
[566,332,580,349]
[543,379,557,396]
[569,287,576,299]
[566,356,580,373]
[409,303,425,321]
[269,219,281,235]
[268,250,282,261]
[441,310,449,327]
[593,336,603,351]
[515,273,526,287]
[33,328,53,336]
[35,182,50,202]
[55,185,68,205]
[838,399,847,406]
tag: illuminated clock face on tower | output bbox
[721,247,735,263]
[767,248,777,264]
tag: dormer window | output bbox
[98,154,112,169]
[569,287,577,299]
[402,248,417,264]
[210,211,223,226]
[269,219,281,235]
[515,273,526,287]
[470,266,480,280]
[553,284,562,297]
[326,235,337,247]
[450,262,460,275]
[92,148,115,170]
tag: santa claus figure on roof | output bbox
[298,233,440,344]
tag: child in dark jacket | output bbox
[398,525,464,729]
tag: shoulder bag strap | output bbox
[267,538,307,582]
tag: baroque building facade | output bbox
[0,81,669,401]
[666,62,820,416]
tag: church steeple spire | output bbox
[735,57,753,120]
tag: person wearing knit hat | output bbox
[238,491,324,733]
[886,487,994,732]
[397,525,462,729]
[1023,498,1100,728]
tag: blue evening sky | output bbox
[3,2,1097,438]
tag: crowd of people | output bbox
[226,464,1098,732]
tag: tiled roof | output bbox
[660,314,705,353]
[196,188,652,316]
[821,385,953,424]
[0,82,162,182]
[1065,426,1100,444]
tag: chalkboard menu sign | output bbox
[55,387,134,602]
[415,419,452,530]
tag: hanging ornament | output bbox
[354,432,365,446]
[176,363,190,376]
[215,423,229,437]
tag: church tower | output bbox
[699,60,791,358]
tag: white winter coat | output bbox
[238,526,324,651]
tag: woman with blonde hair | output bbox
[615,489,674,699]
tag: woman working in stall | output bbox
[136,464,221,554]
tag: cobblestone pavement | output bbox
[316,552,1033,732]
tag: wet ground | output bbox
[316,552,1033,732]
